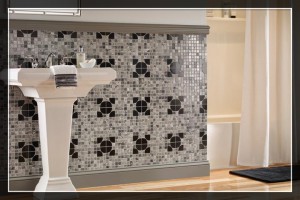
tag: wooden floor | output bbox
[78,166,292,192]
[2,166,296,200]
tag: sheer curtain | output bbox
[237,9,291,167]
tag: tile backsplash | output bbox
[9,29,207,177]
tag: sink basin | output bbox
[9,68,116,98]
[9,68,117,193]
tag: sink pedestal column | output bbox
[34,98,77,192]
[9,68,117,196]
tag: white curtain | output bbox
[237,10,291,167]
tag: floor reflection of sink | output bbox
[9,68,117,193]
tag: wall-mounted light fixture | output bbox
[9,9,81,16]
[8,0,81,16]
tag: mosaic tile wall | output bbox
[9,29,207,178]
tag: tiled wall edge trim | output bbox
[9,163,210,191]
[9,20,210,34]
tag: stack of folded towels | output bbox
[50,65,78,88]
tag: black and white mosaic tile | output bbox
[69,139,78,159]
[96,137,116,157]
[166,133,184,152]
[97,98,116,117]
[133,134,151,154]
[9,29,207,177]
[199,129,207,149]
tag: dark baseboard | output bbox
[10,162,210,191]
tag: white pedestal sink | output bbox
[9,68,117,193]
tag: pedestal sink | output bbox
[9,68,117,192]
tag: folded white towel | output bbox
[50,65,78,88]
[50,65,77,75]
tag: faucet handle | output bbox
[32,58,39,68]
[60,58,65,65]
[24,56,39,68]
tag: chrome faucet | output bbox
[46,52,56,67]
[24,56,39,68]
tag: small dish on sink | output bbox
[80,59,96,68]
